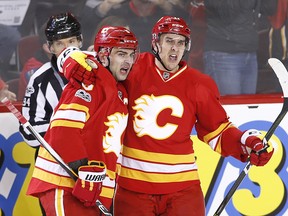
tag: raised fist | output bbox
[241,129,274,166]
[57,47,98,88]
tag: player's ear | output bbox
[97,48,110,67]
[152,41,161,54]
[98,54,109,67]
[49,45,55,54]
[43,43,51,54]
[97,51,109,67]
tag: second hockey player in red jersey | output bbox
[113,16,274,216]
[26,26,139,215]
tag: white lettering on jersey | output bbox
[133,94,184,139]
[103,112,128,156]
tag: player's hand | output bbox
[70,60,97,87]
[241,129,274,166]
[57,47,97,88]
[0,85,16,101]
[72,161,106,207]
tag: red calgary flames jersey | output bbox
[118,52,244,194]
[27,63,128,209]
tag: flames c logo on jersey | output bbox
[133,94,184,139]
[103,112,128,155]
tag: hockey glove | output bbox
[57,46,97,88]
[240,129,274,166]
[72,161,106,207]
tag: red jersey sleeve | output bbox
[268,0,288,29]
[194,75,246,161]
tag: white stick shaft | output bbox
[1,97,112,216]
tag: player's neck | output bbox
[155,59,179,73]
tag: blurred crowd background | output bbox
[0,0,285,100]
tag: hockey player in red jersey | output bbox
[26,26,139,215]
[63,16,274,216]
[112,16,274,216]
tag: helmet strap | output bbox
[152,42,172,72]
[96,53,112,75]
[155,53,171,72]
[154,48,188,72]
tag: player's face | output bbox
[109,47,137,81]
[49,36,82,57]
[157,33,186,72]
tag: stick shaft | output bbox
[214,98,288,216]
[1,97,112,216]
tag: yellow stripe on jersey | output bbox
[120,167,199,183]
[53,109,87,122]
[59,103,90,120]
[32,167,74,188]
[116,163,121,175]
[123,146,195,164]
[203,122,231,144]
[50,119,85,129]
[38,146,55,161]
[106,169,116,180]
[35,146,68,176]
[214,135,222,154]
[100,186,114,199]
[50,103,90,129]
[55,189,65,216]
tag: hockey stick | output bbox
[214,58,288,216]
[1,97,112,216]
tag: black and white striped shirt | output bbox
[19,56,67,147]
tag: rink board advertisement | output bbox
[0,96,287,216]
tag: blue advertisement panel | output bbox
[193,103,288,216]
[0,100,287,216]
[0,112,42,216]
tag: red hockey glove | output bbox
[72,161,106,207]
[57,47,97,88]
[240,129,274,166]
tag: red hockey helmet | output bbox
[94,26,138,52]
[152,16,191,51]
